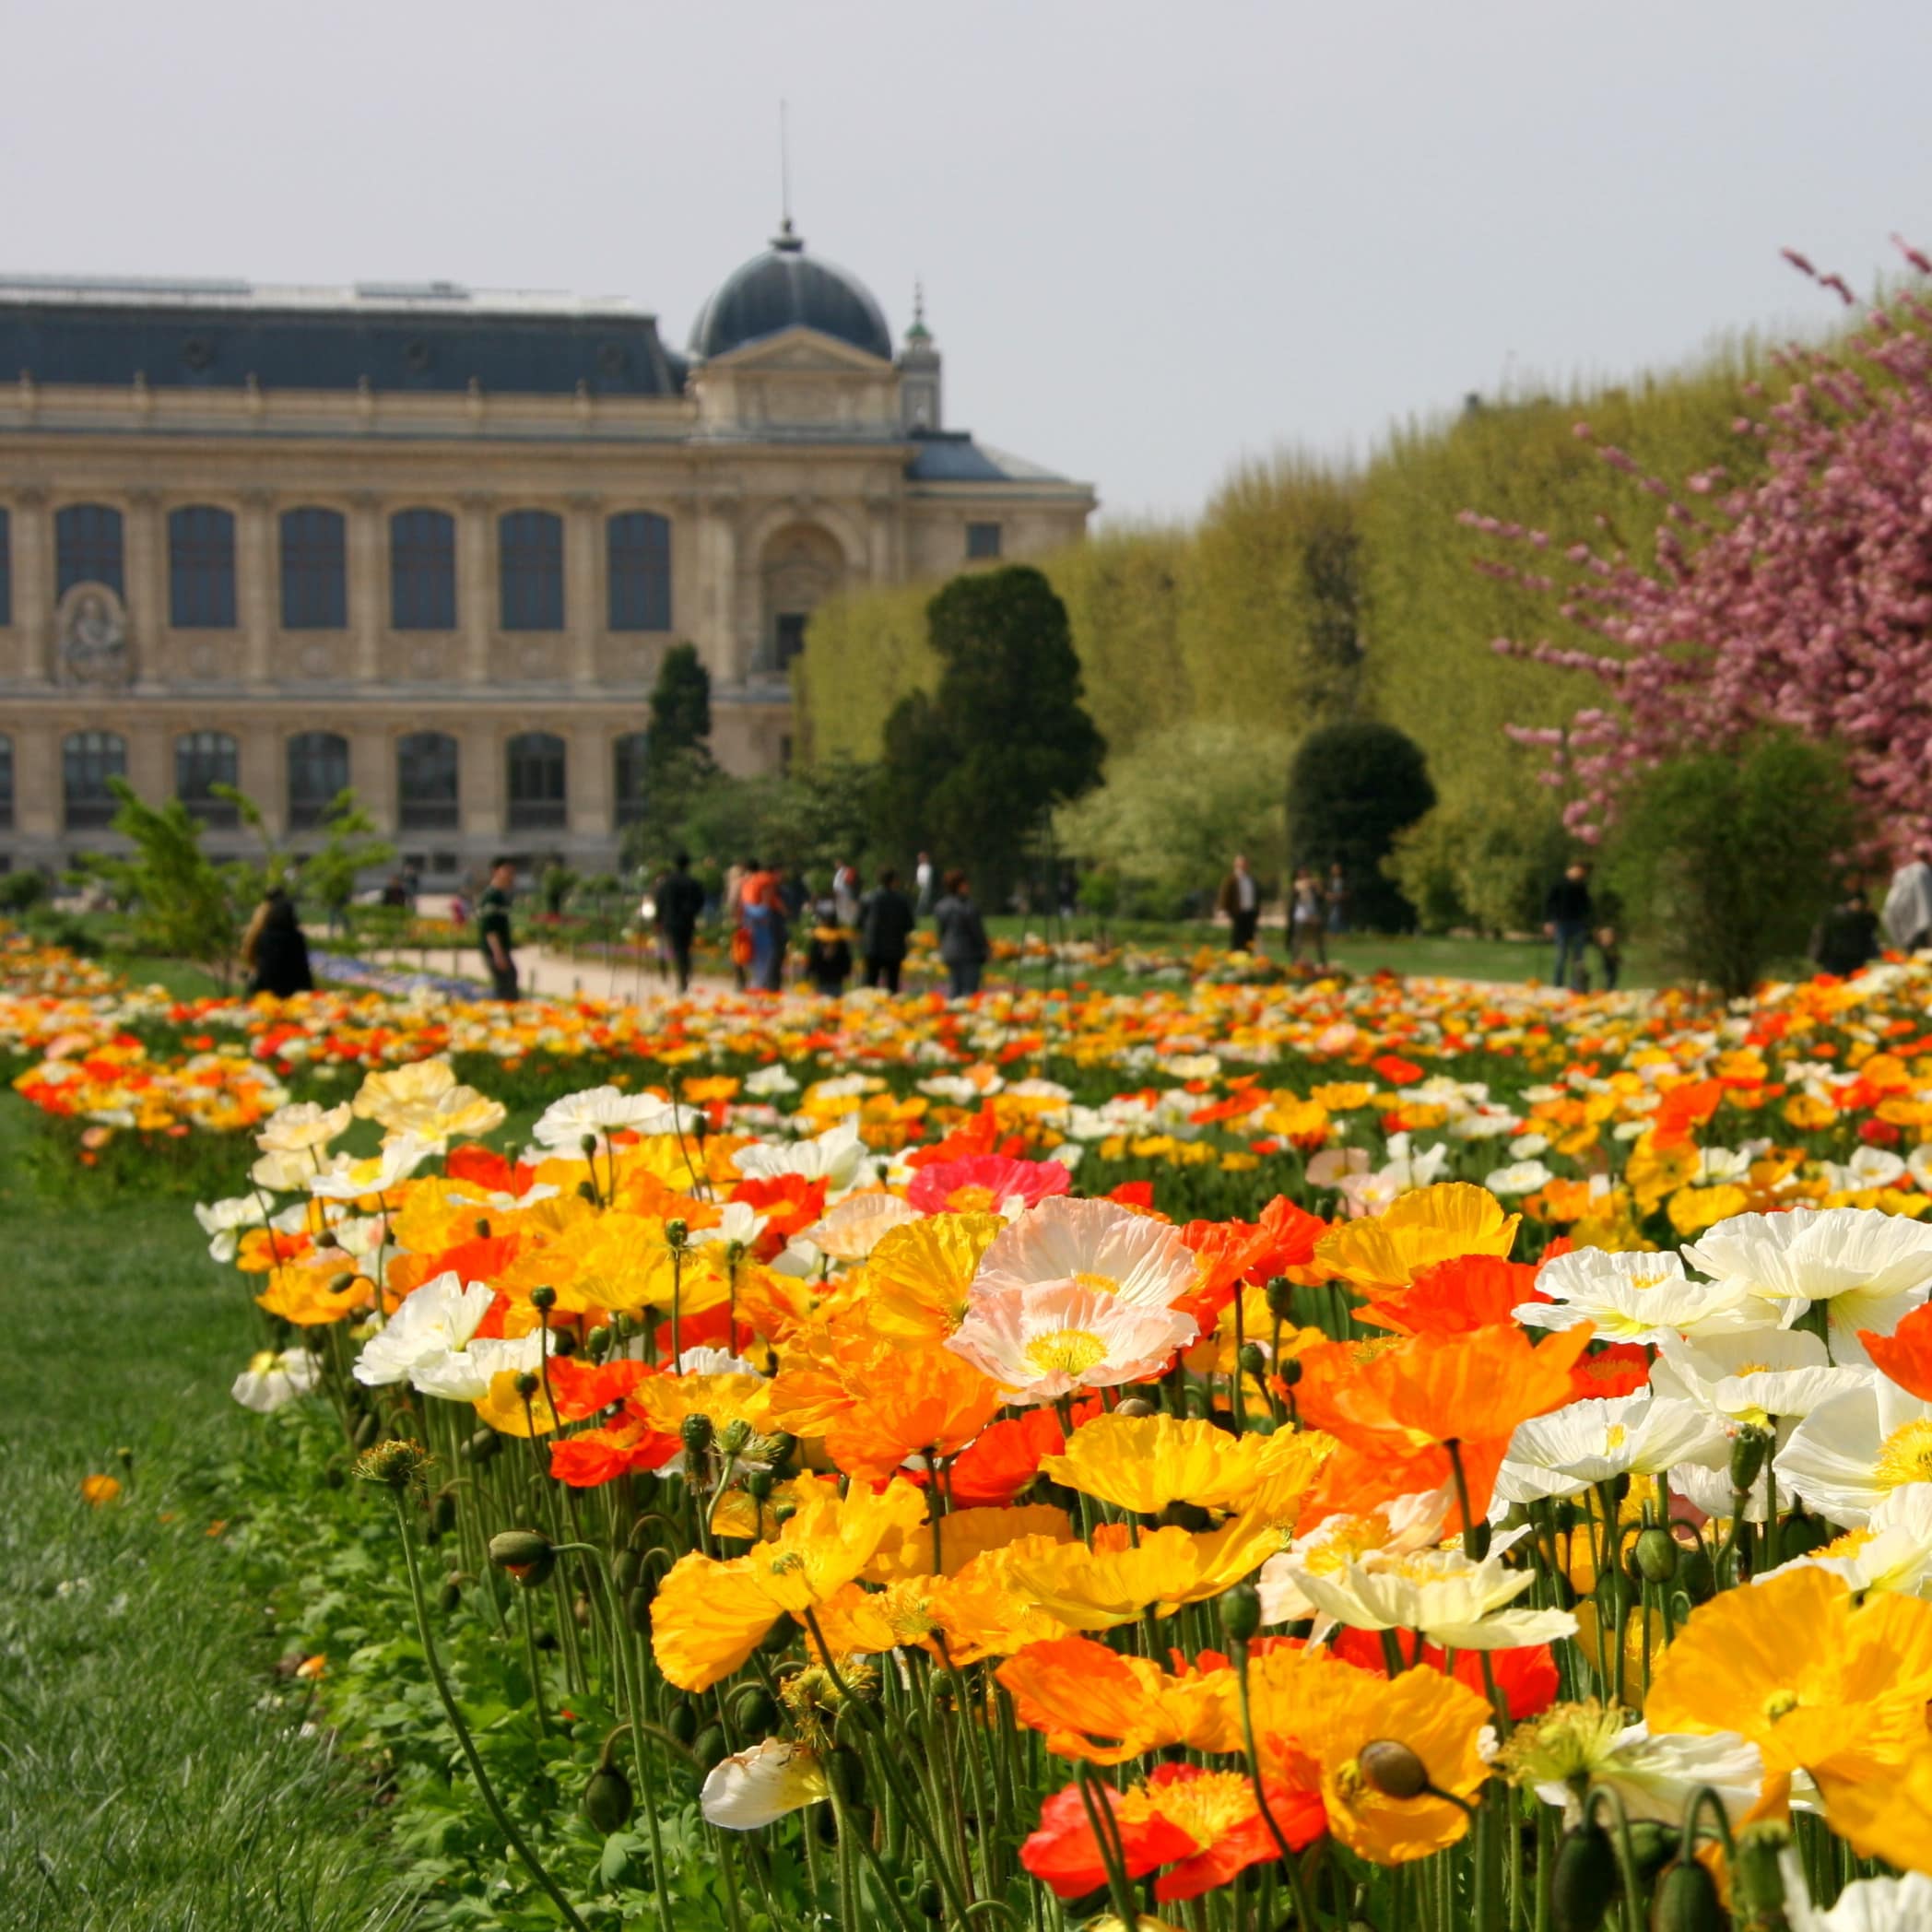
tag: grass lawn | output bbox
[0,1098,411,1931]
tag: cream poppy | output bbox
[1773,1374,1932,1527]
[972,1196,1198,1310]
[701,1739,830,1829]
[945,1280,1196,1406]
[1491,1394,1726,1505]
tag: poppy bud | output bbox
[581,1133,600,1157]
[681,1413,715,1455]
[827,1744,866,1808]
[1625,1820,1678,1882]
[666,1702,700,1747]
[692,1724,728,1772]
[1676,1539,1714,1604]
[1238,1342,1268,1379]
[438,1573,463,1615]
[666,1219,689,1248]
[463,1426,502,1463]
[916,1879,943,1919]
[1594,1566,1634,1625]
[488,1528,555,1586]
[760,1617,795,1655]
[352,1411,380,1451]
[613,1549,642,1592]
[719,1419,752,1455]
[733,1686,779,1734]
[1633,1526,1678,1584]
[1779,1509,1833,1560]
[746,1468,774,1502]
[1652,1859,1723,1932]
[1276,1357,1303,1389]
[1218,1582,1262,1645]
[586,1325,611,1361]
[472,1217,490,1240]
[550,1329,579,1359]
[1359,1739,1430,1800]
[430,1490,456,1537]
[530,1284,558,1313]
[765,1431,798,1471]
[1461,1517,1491,1561]
[1266,1275,1296,1320]
[330,1271,361,1296]
[583,1761,634,1833]
[1550,1821,1618,1932]
[1113,1397,1158,1419]
[314,1231,339,1249]
[1729,1426,1771,1494]
[625,1585,654,1634]
[576,1181,598,1203]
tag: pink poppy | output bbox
[906,1153,1072,1219]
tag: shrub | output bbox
[1286,722,1435,930]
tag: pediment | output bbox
[701,325,893,376]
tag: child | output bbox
[1595,925,1621,993]
[803,901,853,998]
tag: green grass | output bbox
[0,1099,413,1932]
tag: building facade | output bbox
[0,226,1094,877]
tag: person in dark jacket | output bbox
[1815,889,1882,978]
[803,901,854,998]
[858,868,916,992]
[932,870,990,998]
[1543,861,1595,991]
[654,851,707,993]
[243,888,314,998]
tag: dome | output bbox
[689,222,893,363]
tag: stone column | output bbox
[701,488,742,685]
[16,724,58,837]
[124,491,165,687]
[464,716,502,840]
[125,713,169,808]
[10,489,52,684]
[349,493,384,683]
[354,721,396,840]
[865,492,900,583]
[573,720,611,840]
[458,496,494,687]
[566,495,601,689]
[238,490,276,686]
[239,718,284,837]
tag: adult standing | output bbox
[1288,867,1328,967]
[726,856,756,991]
[932,870,989,998]
[1815,888,1880,977]
[654,850,706,994]
[477,857,520,1001]
[859,867,915,992]
[1325,863,1349,935]
[1216,854,1262,952]
[914,851,937,914]
[831,860,861,928]
[242,887,314,998]
[1544,860,1595,990]
[1883,855,1932,953]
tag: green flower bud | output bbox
[719,1418,752,1455]
[1729,1426,1771,1494]
[625,1586,654,1635]
[472,1217,491,1241]
[438,1573,463,1615]
[512,1371,541,1400]
[1625,1820,1679,1883]
[665,1218,689,1248]
[733,1686,780,1734]
[1358,1738,1429,1800]
[1779,1509,1833,1560]
[580,1133,600,1157]
[1266,1275,1296,1320]
[1633,1526,1679,1584]
[746,1468,775,1502]
[681,1413,715,1455]
[463,1426,502,1463]
[1238,1341,1268,1378]
[666,1702,701,1748]
[586,1325,612,1361]
[1218,1582,1262,1645]
[692,1723,728,1772]
[612,1549,642,1593]
[1652,1859,1724,1932]
[530,1283,558,1313]
[1550,1821,1618,1932]
[487,1528,555,1585]
[583,1762,634,1834]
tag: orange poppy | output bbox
[1861,1299,1932,1401]
[996,1635,1241,1763]
[1354,1254,1545,1337]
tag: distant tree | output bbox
[1286,721,1435,931]
[295,792,395,930]
[1608,733,1857,998]
[80,781,244,984]
[878,567,1104,901]
[647,644,713,770]
[1387,800,1571,937]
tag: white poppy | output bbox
[1519,1248,1764,1345]
[1287,1544,1576,1652]
[742,1064,799,1097]
[1789,1871,1932,1932]
[1773,1375,1932,1527]
[412,1331,546,1405]
[255,1100,353,1155]
[1650,1330,1869,1426]
[1492,1395,1726,1505]
[945,1280,1196,1406]
[531,1085,681,1150]
[972,1196,1199,1310]
[307,1133,434,1201]
[353,1271,497,1387]
[1756,1481,1932,1596]
[231,1347,321,1413]
[734,1121,873,1193]
[688,1200,770,1250]
[701,1739,829,1829]
[1257,1485,1455,1625]
[1484,1160,1554,1197]
[194,1193,268,1262]
[1508,1709,1762,1830]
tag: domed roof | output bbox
[689,223,893,363]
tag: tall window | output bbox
[55,504,124,598]
[397,731,460,831]
[500,510,563,630]
[280,507,348,629]
[506,732,567,831]
[176,730,240,826]
[774,612,807,669]
[168,506,237,628]
[0,508,11,626]
[0,735,13,829]
[287,731,349,831]
[63,730,125,831]
[391,508,456,630]
[965,522,1003,561]
[607,512,671,631]
[612,731,649,827]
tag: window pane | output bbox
[169,506,237,629]
[397,731,461,831]
[775,612,807,668]
[965,522,1002,560]
[0,509,10,628]
[500,511,564,630]
[391,509,456,630]
[506,731,567,831]
[63,730,126,831]
[55,504,124,598]
[0,735,13,829]
[176,730,240,826]
[280,508,348,630]
[608,512,671,631]
[612,731,648,826]
[287,731,349,831]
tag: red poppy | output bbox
[944,1401,1101,1508]
[545,1355,660,1421]
[446,1143,538,1195]
[1328,1628,1560,1720]
[1569,1342,1652,1401]
[905,1154,1071,1218]
[1020,1781,1196,1901]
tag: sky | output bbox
[3,0,1929,523]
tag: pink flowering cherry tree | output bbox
[1467,237,1932,861]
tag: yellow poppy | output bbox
[863,1212,1005,1341]
[1313,1184,1519,1293]
[866,1502,1076,1583]
[1815,1745,1932,1875]
[1038,1412,1330,1515]
[474,1368,559,1437]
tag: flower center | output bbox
[1604,1423,1627,1451]
[946,1184,999,1213]
[1072,1270,1122,1296]
[1761,1689,1800,1723]
[1873,1419,1932,1491]
[247,1349,281,1375]
[1023,1329,1111,1376]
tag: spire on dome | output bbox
[906,277,931,342]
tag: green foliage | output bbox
[626,757,880,888]
[1056,721,1292,913]
[82,781,244,983]
[0,869,49,913]
[1388,798,1572,936]
[1287,722,1436,931]
[1606,733,1858,998]
[877,567,1104,902]
[538,863,579,916]
[298,792,396,921]
[646,642,712,760]
[792,581,938,765]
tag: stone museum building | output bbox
[0,223,1094,876]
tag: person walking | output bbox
[914,851,937,914]
[1883,855,1932,953]
[932,870,989,998]
[1544,860,1595,990]
[803,900,854,997]
[1325,863,1349,936]
[241,886,314,997]
[1287,867,1328,967]
[831,861,861,928]
[654,850,707,994]
[477,857,520,1001]
[1216,854,1263,952]
[1816,888,1882,977]
[859,867,915,992]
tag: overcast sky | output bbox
[4,1,1927,522]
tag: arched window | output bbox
[506,731,567,831]
[55,504,124,598]
[63,730,126,831]
[287,731,349,832]
[612,731,649,827]
[0,735,14,829]
[397,731,460,831]
[176,730,240,826]
[0,508,12,627]
[391,509,456,630]
[500,510,563,630]
[280,507,347,630]
[168,505,237,628]
[607,512,671,631]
